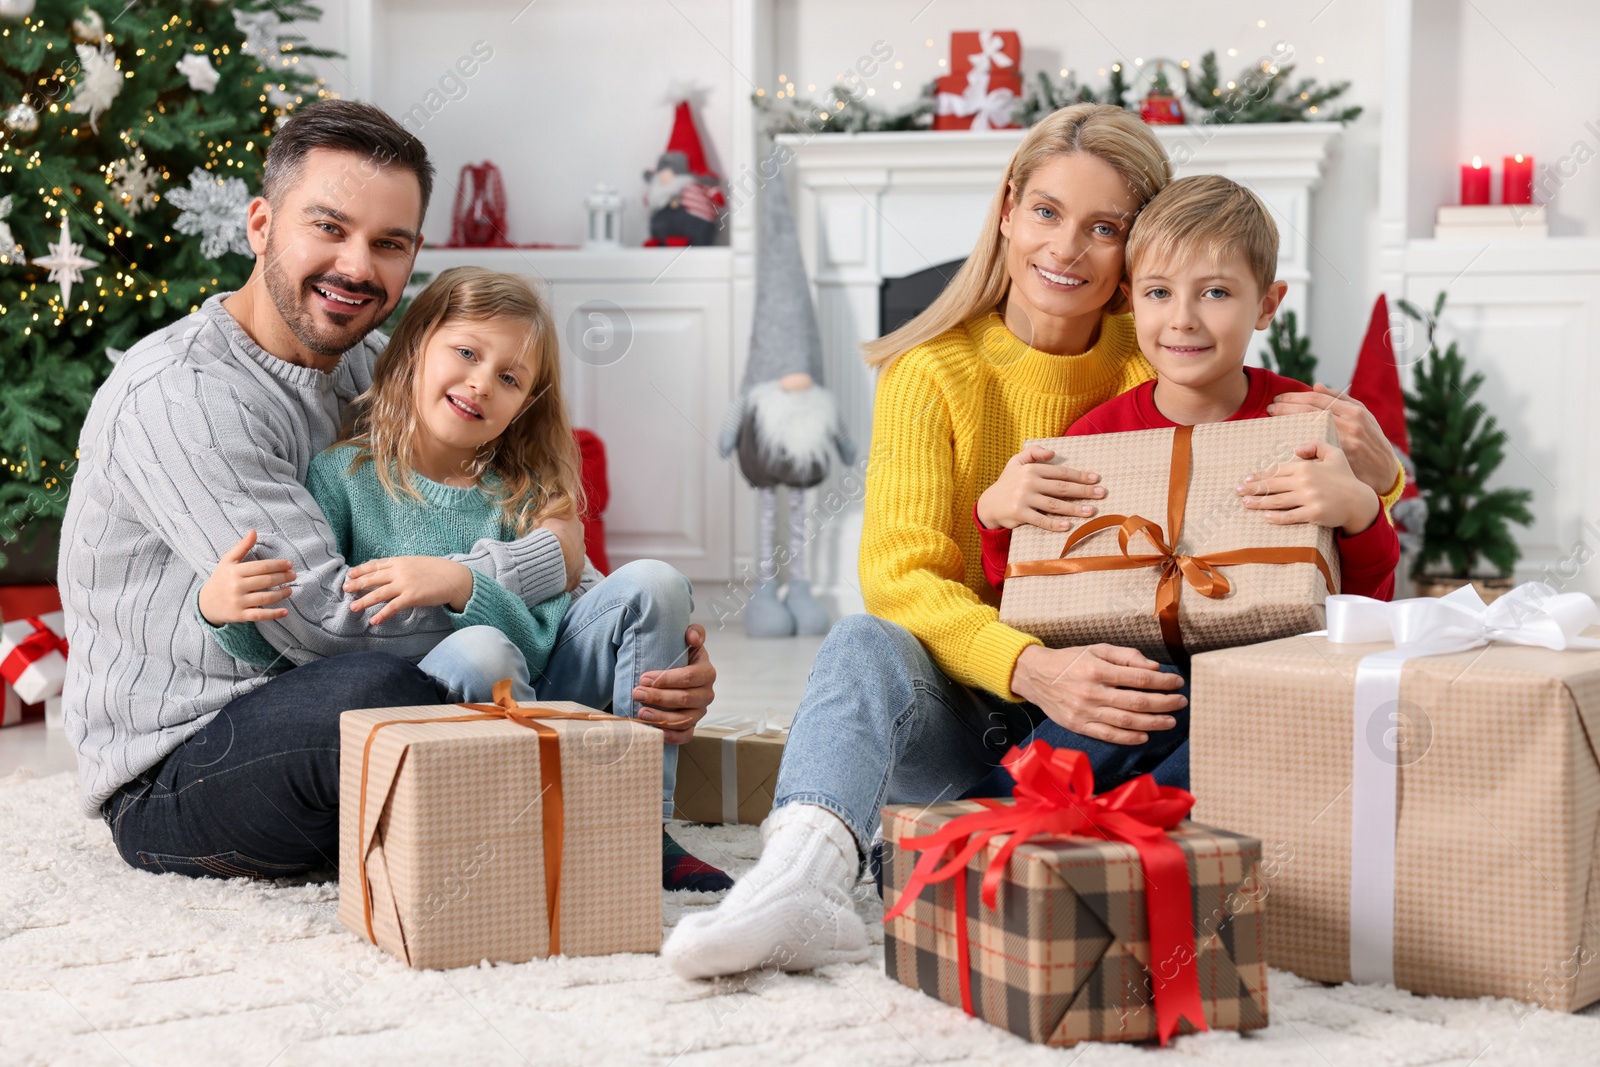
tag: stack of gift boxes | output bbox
[0,585,68,729]
[932,30,1023,132]
[880,411,1600,1048]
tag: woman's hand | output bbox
[344,556,475,625]
[976,445,1106,532]
[198,530,295,625]
[1238,440,1380,536]
[631,623,715,745]
[1009,643,1186,745]
[1266,384,1400,497]
[539,514,587,591]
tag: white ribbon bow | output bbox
[1325,581,1600,984]
[935,68,1018,131]
[966,30,1015,73]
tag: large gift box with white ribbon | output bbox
[1,610,68,705]
[1000,413,1341,664]
[673,720,787,825]
[1190,582,1600,1009]
[338,683,662,969]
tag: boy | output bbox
[976,174,1400,601]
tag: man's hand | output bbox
[631,623,715,745]
[198,530,295,625]
[344,556,475,625]
[976,445,1106,532]
[1010,643,1186,745]
[1238,440,1381,536]
[1266,384,1400,497]
[540,514,586,591]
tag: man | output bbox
[61,100,716,880]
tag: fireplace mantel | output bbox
[776,123,1343,613]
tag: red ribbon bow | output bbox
[881,741,1208,1045]
[1,617,68,688]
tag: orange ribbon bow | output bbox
[356,679,612,959]
[1004,424,1336,661]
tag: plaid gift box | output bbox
[1191,582,1600,1008]
[672,720,787,825]
[338,683,662,969]
[1000,412,1341,664]
[882,743,1268,1047]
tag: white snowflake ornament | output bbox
[107,152,158,216]
[31,215,100,309]
[167,167,253,258]
[68,42,120,131]
[233,10,293,71]
[176,53,220,93]
[0,195,23,263]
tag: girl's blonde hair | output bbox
[340,266,583,536]
[862,103,1171,369]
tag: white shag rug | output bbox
[4,769,1599,1067]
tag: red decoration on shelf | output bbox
[933,30,1023,131]
[1140,94,1184,124]
[448,162,512,248]
[1503,154,1534,205]
[1459,157,1491,205]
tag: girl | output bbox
[198,266,732,893]
[664,103,1402,977]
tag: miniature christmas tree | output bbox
[1262,309,1317,385]
[0,0,330,568]
[1398,292,1533,579]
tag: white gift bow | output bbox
[715,716,787,824]
[965,30,1016,74]
[1324,581,1600,984]
[935,68,1018,131]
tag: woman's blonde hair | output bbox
[339,266,583,537]
[862,103,1171,368]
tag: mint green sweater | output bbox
[208,444,569,674]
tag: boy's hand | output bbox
[1267,384,1400,497]
[198,530,295,625]
[976,445,1106,532]
[345,556,475,625]
[1237,441,1381,536]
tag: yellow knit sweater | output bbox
[860,309,1408,702]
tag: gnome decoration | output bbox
[718,177,855,637]
[1347,293,1427,554]
[644,99,726,247]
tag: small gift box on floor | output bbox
[1000,412,1340,664]
[1191,582,1600,1008]
[1,609,68,706]
[2,683,44,728]
[673,719,787,825]
[338,682,662,969]
[882,743,1268,1048]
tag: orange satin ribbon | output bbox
[1004,424,1336,660]
[357,679,611,959]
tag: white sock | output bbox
[662,803,870,979]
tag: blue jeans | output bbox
[418,559,693,821]
[773,615,1190,851]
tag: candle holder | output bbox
[584,184,623,249]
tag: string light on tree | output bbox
[31,216,100,308]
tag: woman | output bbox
[664,104,1401,978]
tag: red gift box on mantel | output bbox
[948,30,1020,80]
[934,30,1024,131]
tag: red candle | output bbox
[1460,156,1491,205]
[1503,154,1534,204]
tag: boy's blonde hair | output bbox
[339,266,583,537]
[862,103,1171,368]
[1125,175,1279,295]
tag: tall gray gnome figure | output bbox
[718,177,855,637]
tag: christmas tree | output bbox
[1262,308,1317,385]
[0,0,331,569]
[1399,292,1533,579]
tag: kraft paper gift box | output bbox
[1190,582,1600,1009]
[338,688,662,969]
[672,720,787,825]
[999,412,1341,664]
[881,743,1268,1048]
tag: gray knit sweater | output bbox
[60,295,571,818]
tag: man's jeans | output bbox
[419,560,694,820]
[773,615,1190,852]
[103,561,696,879]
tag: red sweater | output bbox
[977,368,1399,600]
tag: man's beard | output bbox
[262,233,392,358]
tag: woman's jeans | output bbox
[419,559,693,821]
[103,561,693,879]
[773,615,1190,852]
